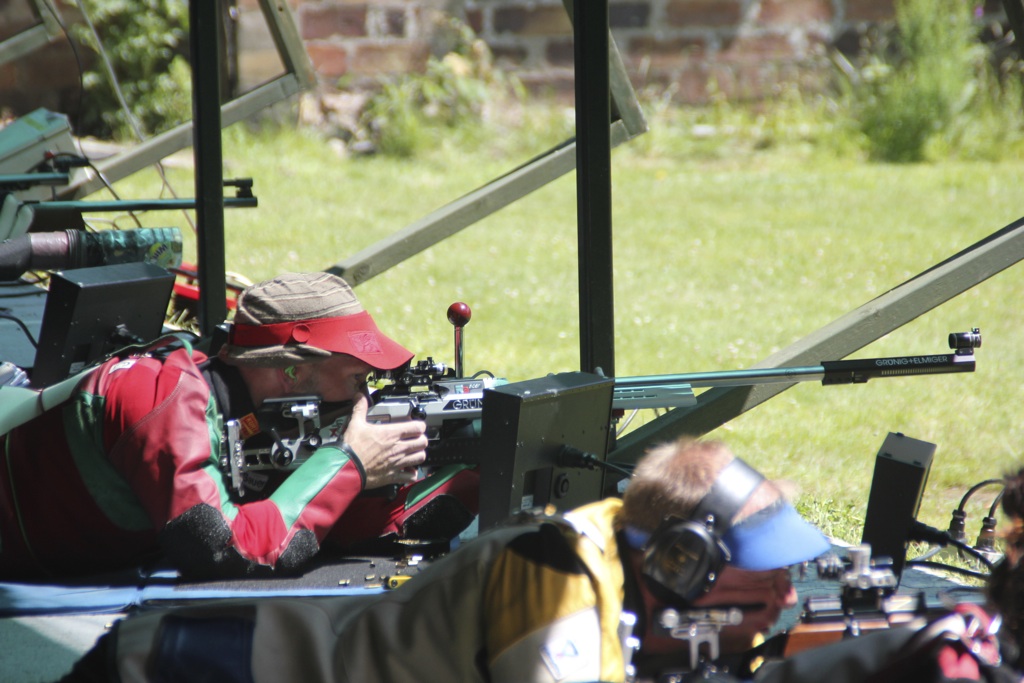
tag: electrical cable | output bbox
[30,2,131,203]
[591,458,634,478]
[74,0,145,142]
[0,313,38,348]
[913,544,945,562]
[616,408,638,437]
[905,559,991,581]
[958,479,1004,511]
[910,520,996,571]
[39,1,134,208]
[40,0,86,150]
[27,151,83,174]
[946,478,1005,546]
[67,0,196,235]
[558,445,633,478]
[989,488,1005,518]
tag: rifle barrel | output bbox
[612,352,976,403]
[614,365,826,390]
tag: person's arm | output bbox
[93,350,374,577]
[202,392,428,575]
[102,350,432,581]
[333,391,428,490]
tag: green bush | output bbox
[938,57,1024,160]
[359,18,524,158]
[626,0,1024,165]
[72,0,191,140]
[841,0,1024,162]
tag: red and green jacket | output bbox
[0,342,387,579]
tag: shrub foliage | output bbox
[72,0,191,140]
[840,0,1024,161]
[69,0,1023,161]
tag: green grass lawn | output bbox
[107,108,1024,545]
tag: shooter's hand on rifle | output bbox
[344,392,428,489]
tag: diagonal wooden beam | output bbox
[609,215,1024,466]
[328,0,647,286]
[329,121,640,286]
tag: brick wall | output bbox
[0,0,1011,122]
[263,0,1008,104]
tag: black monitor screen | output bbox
[31,261,174,387]
[477,371,615,531]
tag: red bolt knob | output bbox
[447,302,472,327]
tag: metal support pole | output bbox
[574,0,614,378]
[190,0,228,336]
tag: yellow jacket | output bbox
[114,498,634,683]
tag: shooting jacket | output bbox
[0,338,466,579]
[109,498,633,683]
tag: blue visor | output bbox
[720,501,831,571]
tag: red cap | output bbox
[229,311,413,370]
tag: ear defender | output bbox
[641,516,730,605]
[640,457,765,606]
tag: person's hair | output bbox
[616,437,789,533]
[987,466,1024,667]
